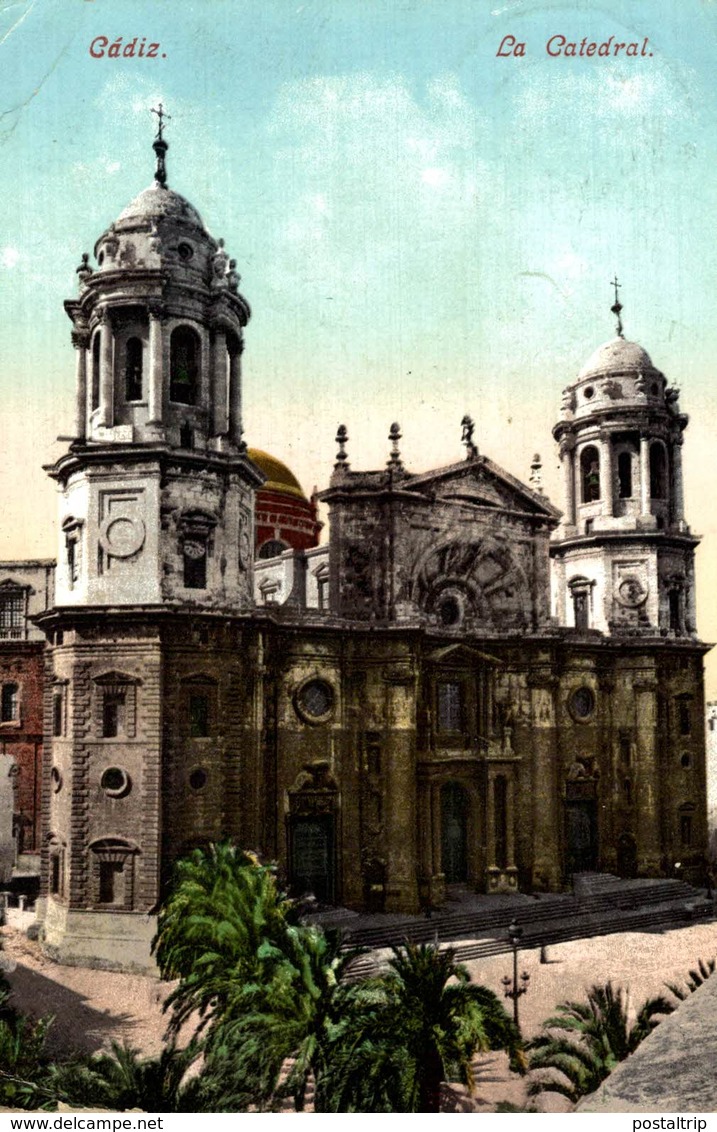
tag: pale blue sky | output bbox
[1,0,717,689]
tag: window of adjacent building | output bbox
[678,698,691,735]
[170,326,200,405]
[623,779,632,806]
[183,538,208,589]
[1,683,19,723]
[125,337,143,402]
[189,693,210,737]
[680,813,693,847]
[650,443,667,499]
[0,589,25,640]
[617,450,633,498]
[91,332,100,410]
[580,446,600,502]
[436,681,464,733]
[90,838,137,909]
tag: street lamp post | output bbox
[501,920,530,1027]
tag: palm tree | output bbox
[321,942,525,1113]
[528,982,674,1104]
[202,926,364,1111]
[49,1040,207,1112]
[152,842,298,1038]
[666,956,715,1001]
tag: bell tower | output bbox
[551,285,699,637]
[52,108,262,610]
[38,113,264,971]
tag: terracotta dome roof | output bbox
[248,449,307,500]
[578,337,655,380]
[115,182,205,229]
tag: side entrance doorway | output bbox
[441,781,469,883]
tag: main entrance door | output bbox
[441,782,469,883]
[565,799,598,874]
[290,816,335,903]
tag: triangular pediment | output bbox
[0,578,33,594]
[425,643,503,666]
[406,456,560,521]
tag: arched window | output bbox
[580,446,600,502]
[125,337,143,401]
[650,443,667,498]
[170,326,200,405]
[617,450,633,498]
[91,332,101,410]
[258,539,289,560]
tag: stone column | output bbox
[71,330,89,441]
[383,673,419,913]
[639,434,651,518]
[528,673,561,890]
[229,341,243,445]
[600,432,613,517]
[147,305,164,426]
[212,327,228,436]
[634,678,661,875]
[561,441,576,527]
[672,437,685,527]
[99,311,113,428]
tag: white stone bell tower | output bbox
[551,284,699,637]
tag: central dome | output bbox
[115,182,205,230]
[248,449,307,500]
[578,337,655,380]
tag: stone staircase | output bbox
[339,875,713,980]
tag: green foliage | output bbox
[528,981,674,1104]
[320,943,525,1113]
[665,956,716,1002]
[152,842,298,1038]
[0,986,56,1110]
[49,1039,207,1113]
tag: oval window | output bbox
[570,687,595,721]
[296,679,334,722]
[189,767,208,791]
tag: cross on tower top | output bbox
[150,103,171,188]
[151,102,171,142]
[610,274,624,338]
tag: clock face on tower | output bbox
[183,540,206,560]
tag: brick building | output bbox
[22,125,708,971]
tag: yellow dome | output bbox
[248,449,307,500]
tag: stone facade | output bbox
[17,129,709,972]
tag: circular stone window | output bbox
[569,687,595,721]
[177,242,194,262]
[101,767,131,798]
[51,767,63,794]
[584,386,595,400]
[189,767,208,791]
[295,679,334,723]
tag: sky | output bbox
[1,0,717,697]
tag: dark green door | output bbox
[441,782,469,883]
[565,800,598,874]
[290,816,335,903]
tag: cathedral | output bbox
[0,122,708,971]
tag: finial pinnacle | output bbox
[387,422,403,470]
[610,274,624,338]
[461,414,478,460]
[334,424,349,471]
[150,103,171,187]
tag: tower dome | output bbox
[577,337,656,380]
[248,448,322,557]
